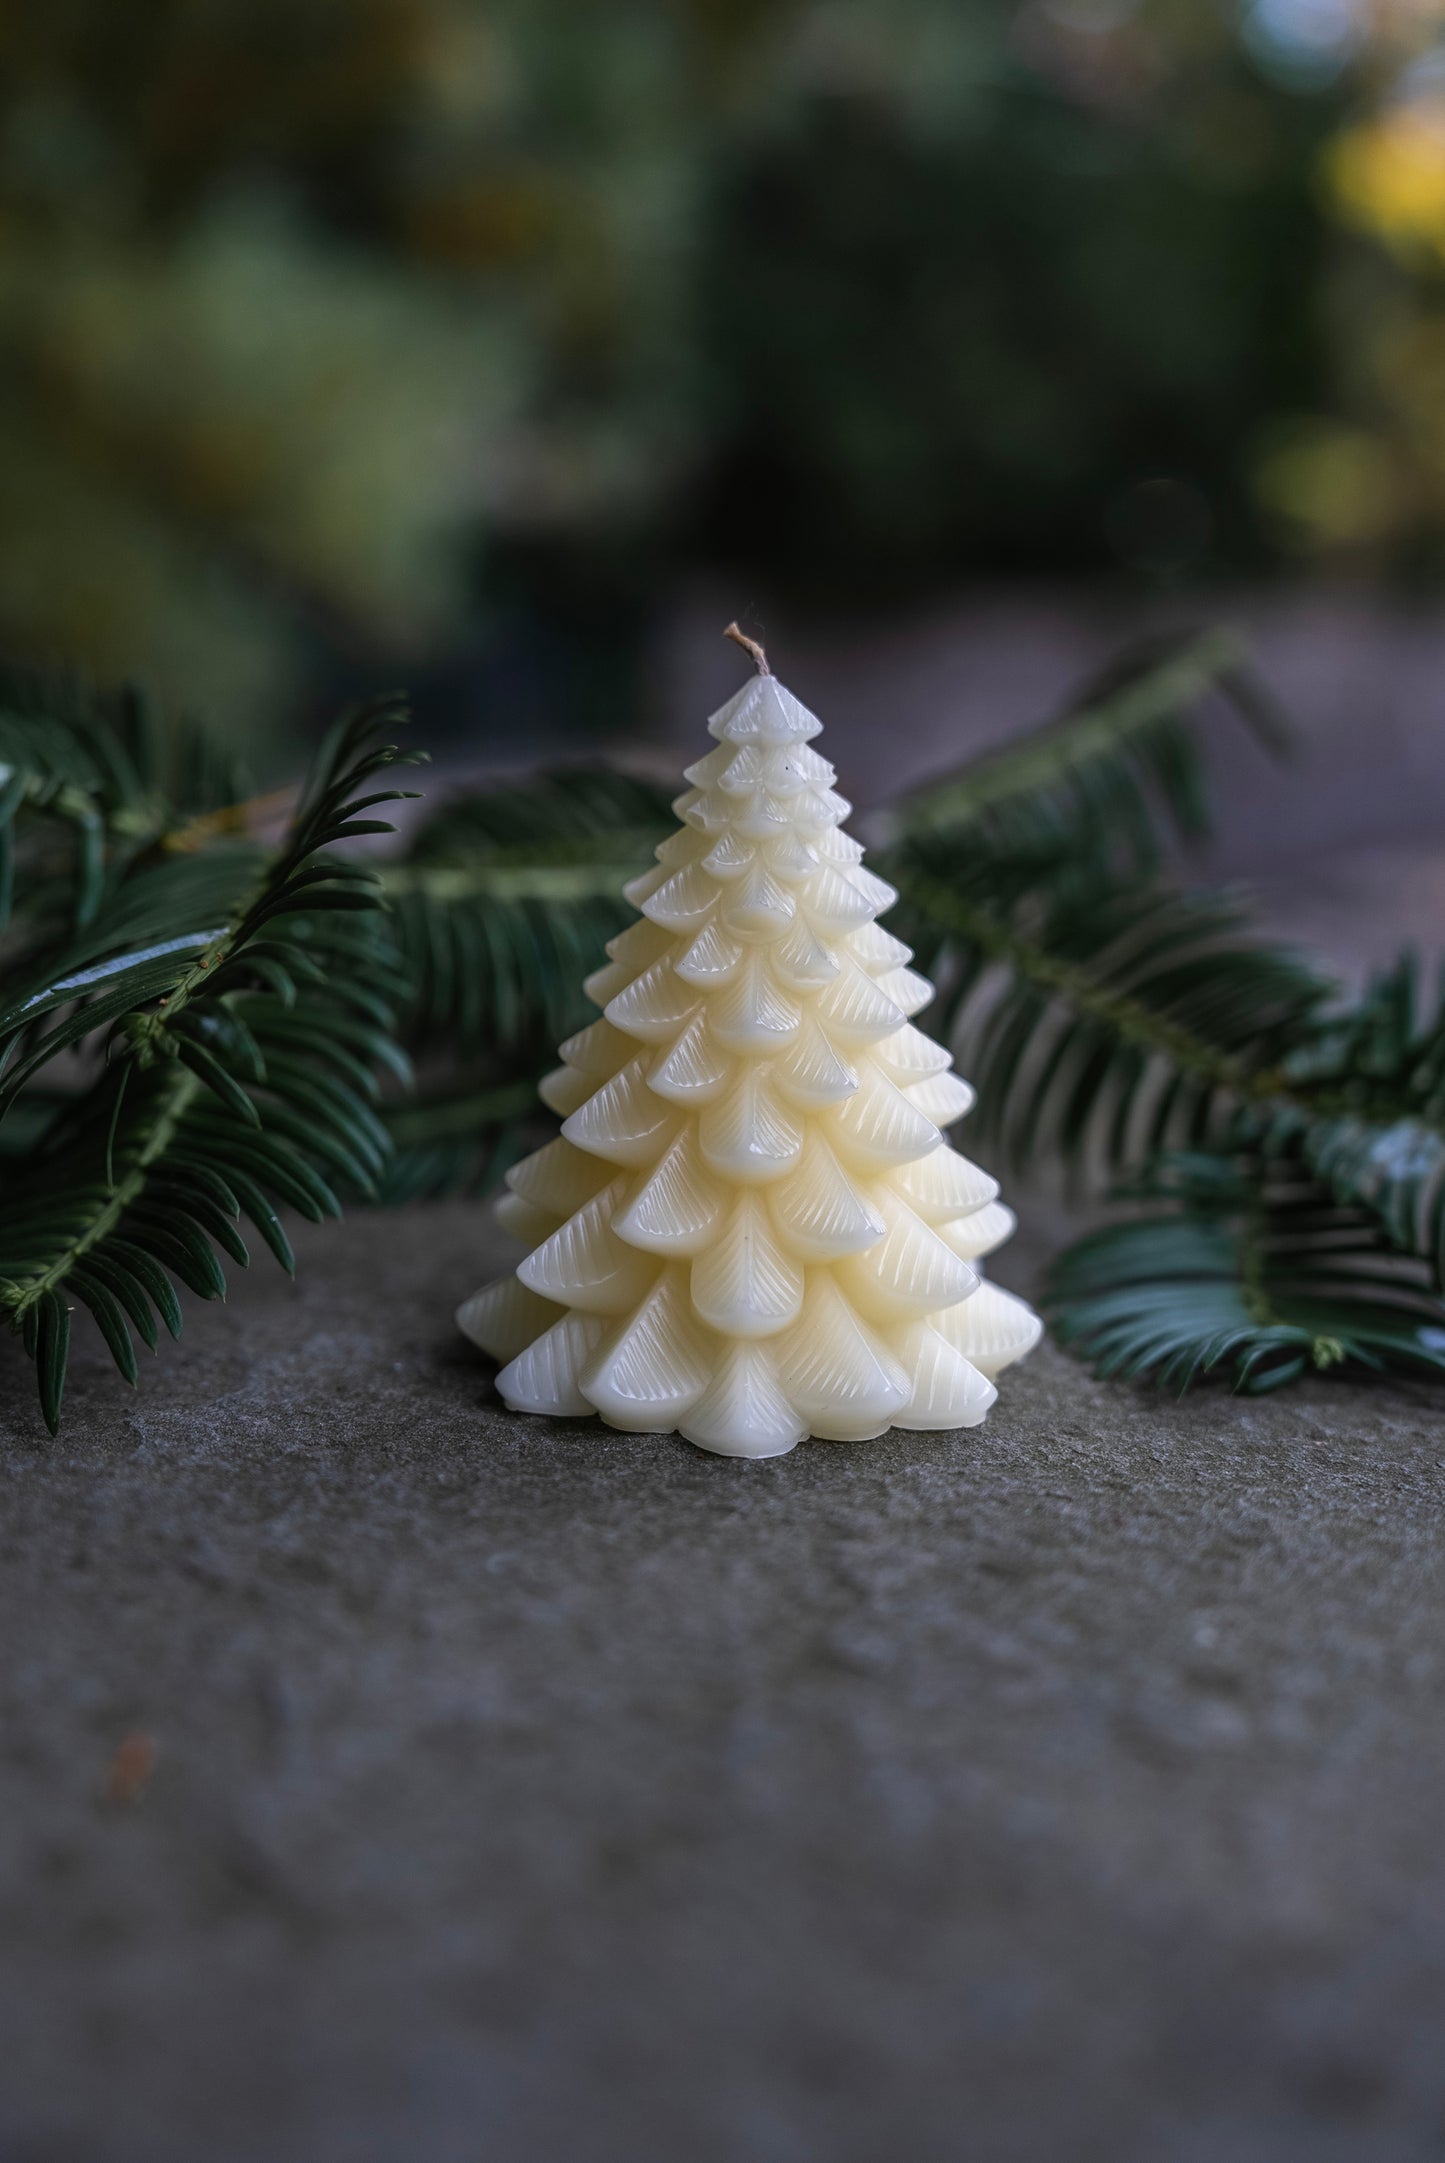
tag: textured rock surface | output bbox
[3,1200,1445,2161]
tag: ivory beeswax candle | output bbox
[458,632,1041,1458]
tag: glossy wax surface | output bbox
[458,672,1040,1457]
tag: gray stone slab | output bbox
[3,1201,1444,2162]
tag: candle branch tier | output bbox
[458,670,1041,1458]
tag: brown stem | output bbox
[163,785,298,854]
[723,621,770,676]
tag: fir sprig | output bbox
[1046,1153,1445,1394]
[878,627,1287,866]
[0,666,246,935]
[0,693,417,1431]
[375,769,673,1200]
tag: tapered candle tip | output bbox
[723,621,770,677]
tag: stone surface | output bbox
[3,1200,1445,2161]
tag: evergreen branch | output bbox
[404,768,673,867]
[1295,1114,1445,1287]
[0,668,246,937]
[896,855,1445,1310]
[383,859,660,904]
[1234,953,1445,1291]
[382,1081,538,1147]
[1045,1152,1445,1395]
[342,769,676,1200]
[896,869,1267,1095]
[376,1081,540,1203]
[881,627,1285,865]
[382,768,671,1057]
[882,659,1445,1355]
[862,626,1329,1196]
[0,697,418,1433]
[889,855,1330,1178]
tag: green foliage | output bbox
[0,682,416,1432]
[872,635,1445,1391]
[392,769,675,1054]
[879,630,1290,866]
[1046,1154,1445,1395]
[0,664,247,938]
[0,0,1391,734]
[900,872,1330,1181]
[702,63,1336,589]
[1256,954,1445,1291]
[874,633,1329,1181]
[375,769,673,1200]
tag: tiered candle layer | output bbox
[458,672,1040,1457]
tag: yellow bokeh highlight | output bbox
[1328,97,1445,258]
[1254,422,1402,544]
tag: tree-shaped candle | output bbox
[458,628,1041,1457]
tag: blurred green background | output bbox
[3,0,1445,759]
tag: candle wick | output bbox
[723,621,770,677]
